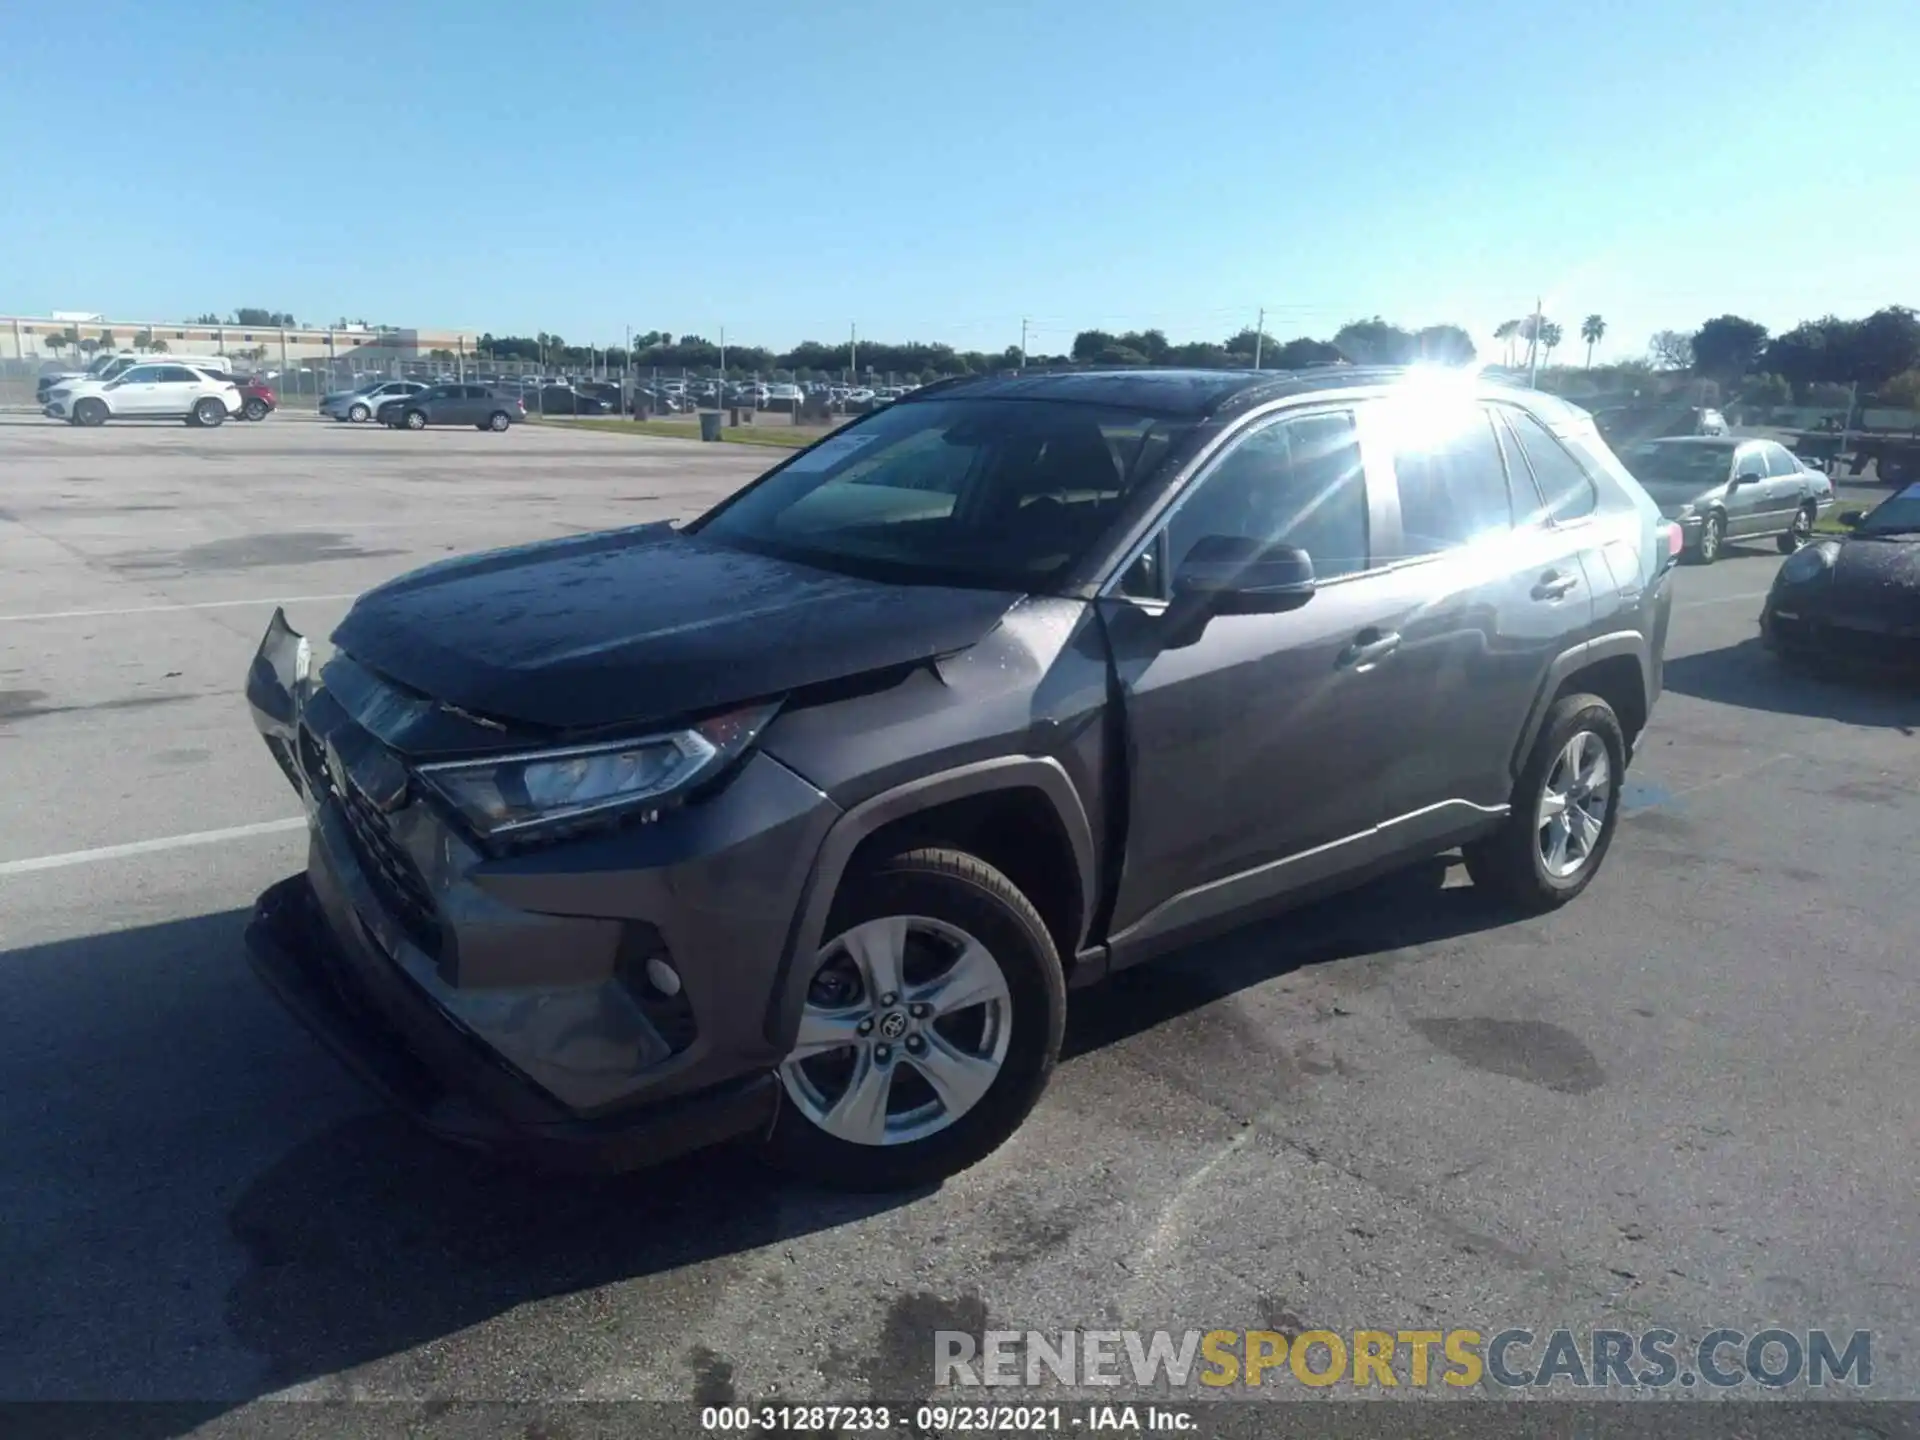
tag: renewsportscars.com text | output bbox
[934,1328,1872,1390]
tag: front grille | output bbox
[337,782,444,959]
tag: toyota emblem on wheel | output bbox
[878,1010,909,1041]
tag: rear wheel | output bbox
[1778,503,1816,554]
[192,398,226,427]
[488,410,511,431]
[348,402,371,423]
[73,398,108,427]
[243,398,269,422]
[1464,693,1625,913]
[765,848,1066,1191]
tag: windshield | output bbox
[1858,482,1920,536]
[1622,444,1733,487]
[691,397,1192,589]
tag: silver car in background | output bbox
[1619,436,1833,564]
[322,380,429,423]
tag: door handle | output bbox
[1531,570,1579,601]
[1338,628,1401,669]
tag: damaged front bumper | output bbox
[242,609,810,1171]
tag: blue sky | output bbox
[1,0,1912,362]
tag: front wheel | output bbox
[1778,504,1816,554]
[765,848,1066,1191]
[1688,512,1725,565]
[73,399,108,427]
[403,409,427,430]
[192,398,226,427]
[243,398,269,422]
[1463,693,1625,913]
[348,403,370,423]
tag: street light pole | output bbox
[1527,296,1544,388]
[1253,307,1265,369]
[1019,317,1028,371]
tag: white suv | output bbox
[45,363,243,427]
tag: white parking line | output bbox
[0,594,357,623]
[1676,590,1771,610]
[0,817,306,877]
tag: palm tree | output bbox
[1580,314,1606,368]
[43,332,68,360]
[1540,321,1564,365]
[1494,319,1520,367]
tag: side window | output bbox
[1385,402,1512,556]
[1503,408,1598,523]
[119,366,162,384]
[1164,410,1369,581]
[158,366,199,383]
[1764,443,1801,478]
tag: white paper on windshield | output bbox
[784,433,881,472]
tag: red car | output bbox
[233,377,277,422]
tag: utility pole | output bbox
[850,322,857,382]
[1253,307,1265,369]
[1526,296,1544,388]
[718,325,726,389]
[1019,317,1028,371]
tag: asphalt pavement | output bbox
[2,417,1917,1431]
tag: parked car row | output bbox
[41,361,274,427]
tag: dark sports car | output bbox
[1761,481,1920,673]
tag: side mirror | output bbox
[1732,470,1763,486]
[1838,509,1864,528]
[1173,536,1317,614]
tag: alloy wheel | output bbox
[779,915,1012,1147]
[1537,730,1611,880]
[1786,509,1813,549]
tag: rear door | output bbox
[1364,397,1595,830]
[1760,441,1809,529]
[156,365,206,415]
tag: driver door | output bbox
[1097,406,1434,964]
[109,364,166,415]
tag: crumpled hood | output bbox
[329,524,1022,732]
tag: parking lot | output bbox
[2,417,1917,1425]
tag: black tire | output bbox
[1687,511,1725,565]
[403,409,427,430]
[348,402,371,423]
[488,410,511,431]
[73,398,108,427]
[763,848,1066,1191]
[192,398,226,427]
[243,398,269,422]
[1777,503,1816,554]
[1463,693,1625,913]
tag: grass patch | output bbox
[531,416,818,448]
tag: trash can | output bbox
[699,411,722,442]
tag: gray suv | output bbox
[244,367,1675,1191]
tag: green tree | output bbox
[148,338,170,354]
[1332,317,1416,365]
[1690,315,1769,381]
[78,336,101,357]
[1738,372,1791,410]
[132,329,154,352]
[1271,336,1344,368]
[43,331,68,359]
[1580,314,1606,368]
[1413,324,1475,365]
[96,328,118,353]
[1494,319,1521,367]
[195,313,221,325]
[1539,321,1564,363]
[1875,369,1920,410]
